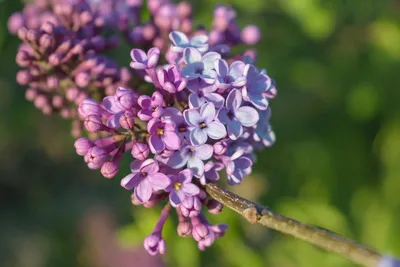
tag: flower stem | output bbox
[205,183,383,267]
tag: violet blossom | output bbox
[130,47,160,69]
[169,31,209,53]
[182,47,221,84]
[121,159,170,203]
[147,118,180,153]
[167,143,213,177]
[184,102,227,146]
[218,89,259,140]
[166,169,200,207]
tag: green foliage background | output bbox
[1,0,400,266]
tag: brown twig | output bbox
[205,183,383,267]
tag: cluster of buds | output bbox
[11,0,129,136]
[10,0,274,256]
[73,30,276,254]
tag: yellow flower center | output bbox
[156,128,164,136]
[200,122,207,129]
[174,182,182,191]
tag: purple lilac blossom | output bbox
[218,89,259,140]
[166,169,200,207]
[182,47,221,84]
[169,31,209,53]
[138,91,165,121]
[147,118,180,153]
[167,143,213,177]
[121,159,170,203]
[184,102,226,146]
[11,0,278,255]
[130,48,160,70]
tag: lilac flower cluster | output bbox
[10,0,274,256]
[73,29,276,254]
[10,0,130,136]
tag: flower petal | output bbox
[130,49,147,63]
[183,47,202,64]
[248,94,269,110]
[130,62,147,70]
[190,35,208,46]
[149,135,165,153]
[135,179,152,202]
[190,128,208,146]
[130,160,143,173]
[229,61,246,79]
[202,52,221,69]
[163,131,181,150]
[170,191,184,207]
[206,122,226,140]
[231,76,246,87]
[182,183,200,196]
[227,119,243,140]
[184,109,201,126]
[140,158,159,174]
[167,150,189,169]
[148,173,170,190]
[217,108,230,124]
[102,96,120,114]
[188,93,205,109]
[235,157,253,170]
[215,59,228,77]
[236,106,259,127]
[147,48,160,68]
[169,31,189,46]
[106,112,123,128]
[179,169,193,184]
[187,156,205,177]
[200,102,216,123]
[204,93,224,109]
[138,95,152,109]
[121,173,141,190]
[226,89,242,111]
[194,144,213,160]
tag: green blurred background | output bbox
[1,0,400,266]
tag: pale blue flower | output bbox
[169,31,209,53]
[184,102,226,146]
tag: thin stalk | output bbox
[205,183,383,267]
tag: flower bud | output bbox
[120,110,135,130]
[241,25,261,45]
[101,161,119,178]
[177,220,192,237]
[84,114,104,132]
[74,138,94,156]
[78,99,102,117]
[131,142,150,160]
[84,146,108,169]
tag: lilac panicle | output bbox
[11,0,278,255]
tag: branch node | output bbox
[243,206,259,224]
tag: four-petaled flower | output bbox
[222,149,253,185]
[121,159,171,203]
[218,89,259,140]
[147,118,180,153]
[167,143,213,177]
[138,91,164,121]
[166,169,200,207]
[184,102,226,146]
[182,47,221,84]
[157,65,187,94]
[169,31,209,53]
[130,48,160,69]
[215,59,246,91]
[242,64,273,110]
